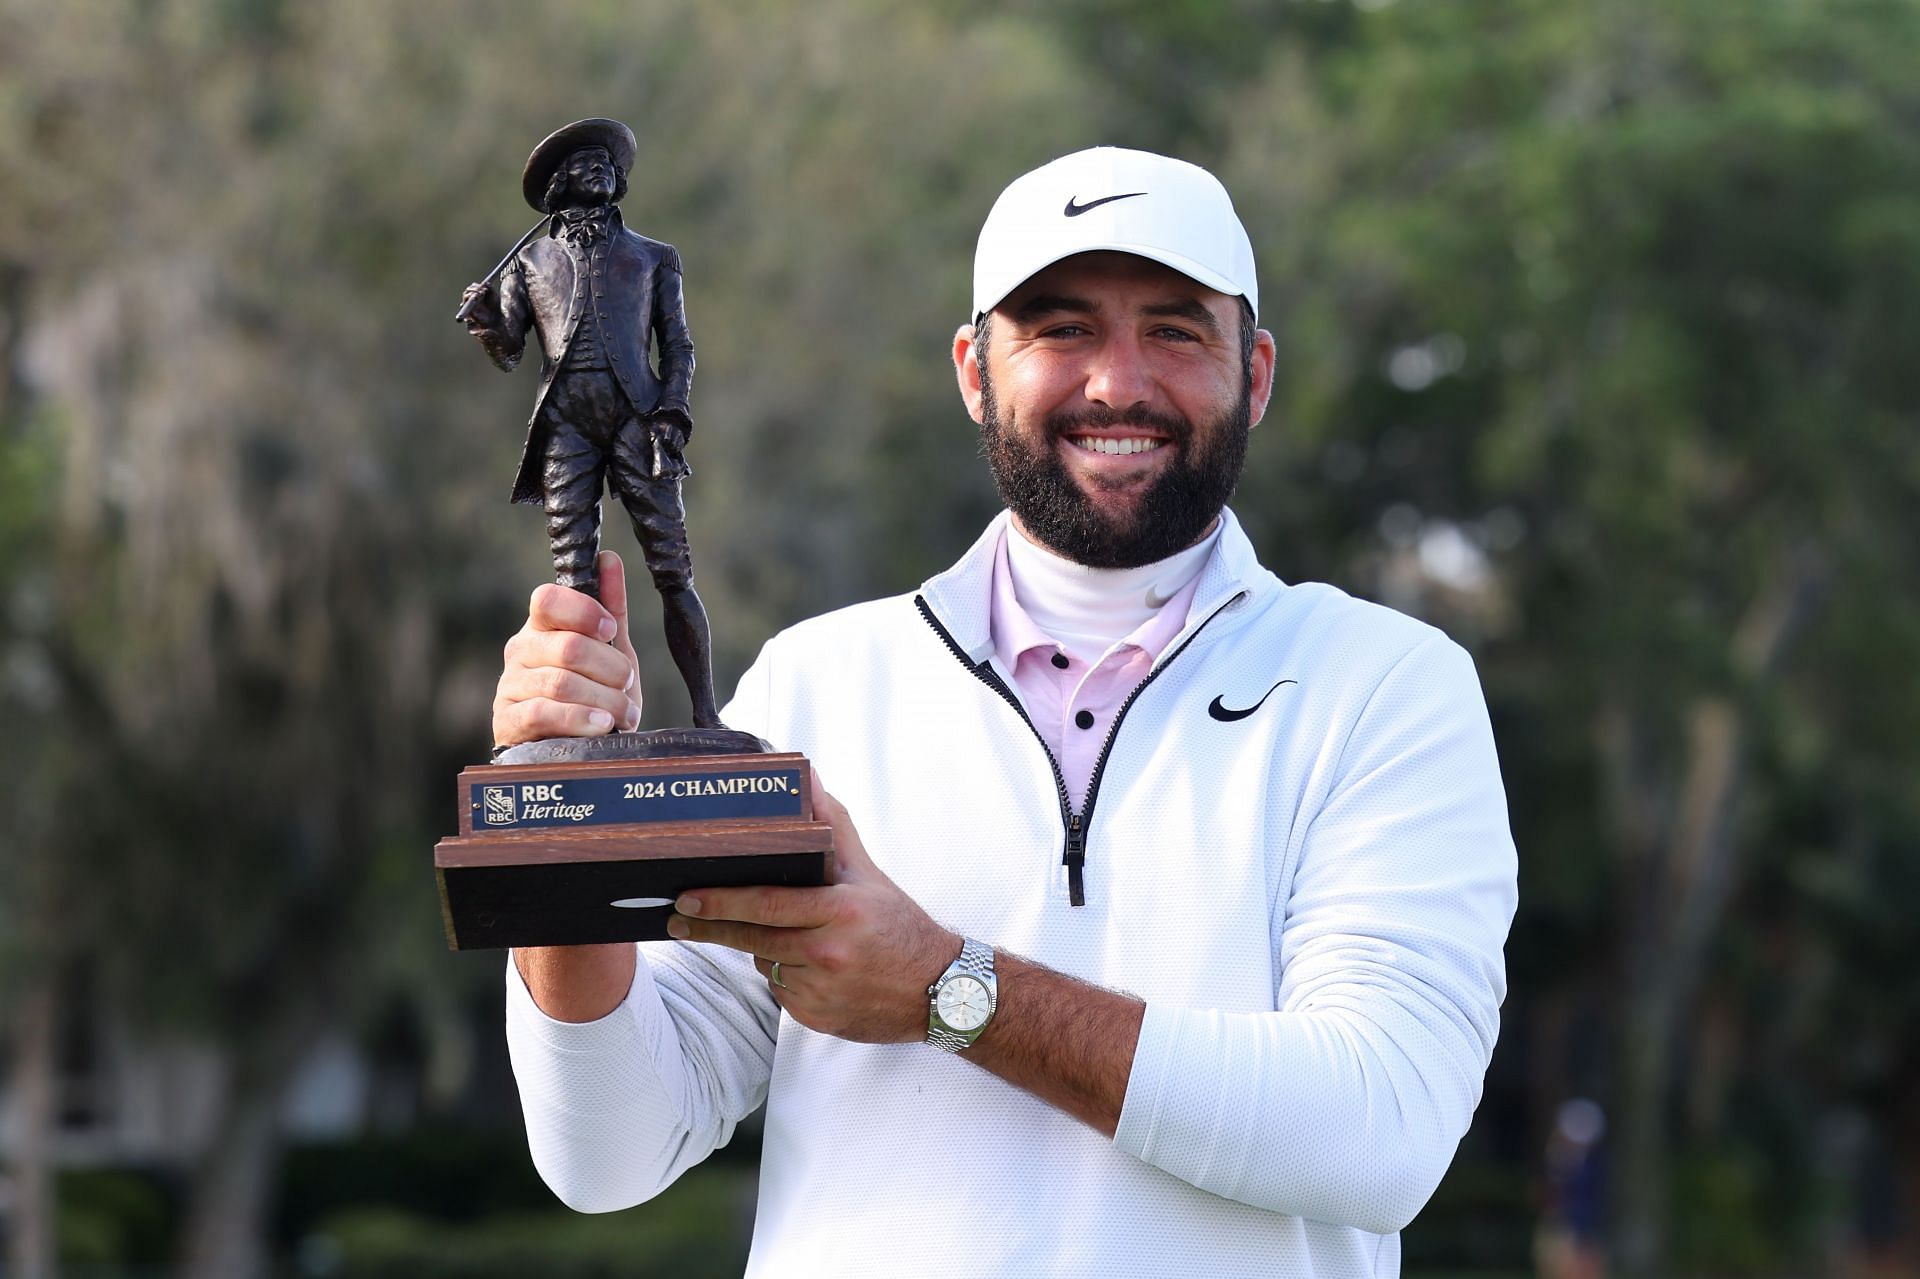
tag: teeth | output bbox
[1071,436,1164,456]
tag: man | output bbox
[494,148,1518,1277]
[463,118,720,729]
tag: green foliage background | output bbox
[1,1,1916,1275]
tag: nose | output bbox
[1082,332,1155,412]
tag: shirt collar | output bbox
[989,527,1059,672]
[989,526,1208,673]
[920,506,1278,666]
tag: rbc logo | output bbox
[482,785,517,826]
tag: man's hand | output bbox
[667,777,960,1043]
[493,550,643,748]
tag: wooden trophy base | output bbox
[434,733,832,950]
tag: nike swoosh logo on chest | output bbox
[1207,679,1298,722]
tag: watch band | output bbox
[950,937,995,982]
[926,1024,977,1052]
[926,937,997,1052]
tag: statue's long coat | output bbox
[476,209,695,504]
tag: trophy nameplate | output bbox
[435,751,831,949]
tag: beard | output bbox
[978,363,1251,570]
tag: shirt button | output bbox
[1074,709,1095,730]
[1051,652,1070,669]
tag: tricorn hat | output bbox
[522,118,638,212]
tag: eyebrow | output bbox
[1142,298,1223,336]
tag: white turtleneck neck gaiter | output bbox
[1005,518,1220,662]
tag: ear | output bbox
[1247,328,1278,428]
[953,323,985,425]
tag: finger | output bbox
[511,628,635,693]
[753,958,796,1011]
[668,915,806,960]
[498,666,633,723]
[529,581,619,643]
[492,696,618,746]
[753,956,805,987]
[498,629,639,738]
[678,884,839,929]
[596,550,642,676]
[810,770,875,880]
[811,771,850,827]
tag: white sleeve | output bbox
[1114,635,1518,1234]
[504,646,787,1213]
[505,942,779,1212]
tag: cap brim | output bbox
[975,241,1249,321]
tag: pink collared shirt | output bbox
[988,530,1204,813]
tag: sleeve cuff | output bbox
[1114,1002,1182,1161]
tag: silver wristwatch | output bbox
[926,937,997,1052]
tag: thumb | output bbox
[597,549,642,688]
[811,769,876,883]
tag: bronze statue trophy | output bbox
[434,119,830,950]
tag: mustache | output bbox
[1043,404,1192,443]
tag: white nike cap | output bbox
[972,146,1259,323]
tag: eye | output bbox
[1153,325,1201,343]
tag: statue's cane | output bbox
[454,218,549,324]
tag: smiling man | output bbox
[972,251,1259,570]
[495,148,1518,1278]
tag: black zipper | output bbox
[914,590,1246,905]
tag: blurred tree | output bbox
[5,0,1918,1275]
[1008,0,1364,152]
[1216,0,1920,1271]
[0,0,1103,1273]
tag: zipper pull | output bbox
[1064,814,1086,907]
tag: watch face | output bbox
[937,975,992,1031]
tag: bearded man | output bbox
[491,148,1519,1278]
[462,118,719,729]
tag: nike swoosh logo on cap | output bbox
[1207,679,1298,723]
[1064,192,1147,217]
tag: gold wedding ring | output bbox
[770,961,788,989]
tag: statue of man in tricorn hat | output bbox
[459,118,720,730]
